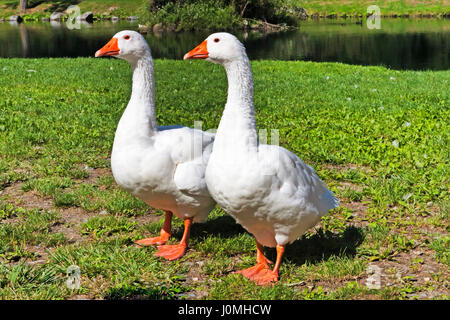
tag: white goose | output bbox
[184,33,339,284]
[95,30,216,260]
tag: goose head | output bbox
[183,32,246,64]
[95,30,151,62]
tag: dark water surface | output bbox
[0,19,449,70]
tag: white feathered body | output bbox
[206,143,338,247]
[204,48,338,248]
[112,124,215,222]
[110,42,215,223]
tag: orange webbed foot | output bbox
[235,262,270,279]
[251,269,279,286]
[235,263,278,285]
[154,244,187,260]
[135,235,169,246]
[235,241,283,286]
[135,229,171,246]
[136,211,172,247]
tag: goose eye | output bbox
[124,35,130,40]
[214,38,220,43]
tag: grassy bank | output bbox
[0,0,146,19]
[0,58,448,299]
[299,0,450,17]
[1,1,449,28]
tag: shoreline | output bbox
[0,13,448,34]
[0,4,448,30]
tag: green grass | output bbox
[1,1,448,28]
[0,57,448,299]
[0,207,66,261]
[429,236,449,266]
[140,0,243,31]
[289,0,450,17]
[0,0,146,18]
[81,215,137,238]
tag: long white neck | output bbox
[214,55,258,154]
[114,53,157,147]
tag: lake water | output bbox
[0,18,449,70]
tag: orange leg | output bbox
[235,241,272,279]
[154,217,193,260]
[252,244,285,285]
[236,242,285,286]
[136,211,172,246]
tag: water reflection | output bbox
[0,21,132,59]
[0,19,448,70]
[19,24,29,57]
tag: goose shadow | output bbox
[264,226,365,266]
[171,215,365,266]
[175,214,248,240]
[103,285,177,300]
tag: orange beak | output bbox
[95,37,119,57]
[183,40,208,60]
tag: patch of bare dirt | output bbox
[1,182,53,211]
[337,181,364,192]
[131,212,163,226]
[0,169,117,256]
[361,248,449,299]
[79,166,112,184]
[335,199,369,229]
[51,207,97,243]
[67,294,92,300]
[0,181,97,243]
[180,254,244,299]
[0,167,167,269]
[286,246,448,300]
[321,163,373,174]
